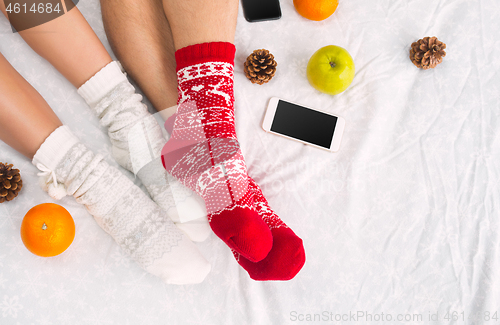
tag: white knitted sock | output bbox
[77,61,210,242]
[32,126,210,284]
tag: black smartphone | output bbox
[262,98,345,152]
[241,0,282,22]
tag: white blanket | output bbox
[1,0,499,323]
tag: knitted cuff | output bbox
[32,125,79,171]
[77,61,127,106]
[175,42,236,71]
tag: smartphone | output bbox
[262,97,345,152]
[241,0,282,22]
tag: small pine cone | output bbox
[0,162,23,203]
[410,36,446,70]
[244,49,277,85]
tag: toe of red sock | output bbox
[238,226,306,281]
[210,207,273,262]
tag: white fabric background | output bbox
[1,0,500,324]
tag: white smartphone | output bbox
[262,97,345,152]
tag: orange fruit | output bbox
[20,203,75,257]
[293,0,339,21]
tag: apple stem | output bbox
[329,62,336,68]
[42,222,47,230]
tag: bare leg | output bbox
[162,0,238,50]
[0,4,112,88]
[100,0,178,113]
[0,52,62,159]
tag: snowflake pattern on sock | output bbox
[80,64,211,242]
[165,61,252,216]
[162,56,273,262]
[51,143,185,266]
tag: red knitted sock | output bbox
[161,42,272,262]
[234,177,306,280]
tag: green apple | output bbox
[306,45,355,95]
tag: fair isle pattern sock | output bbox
[77,61,211,242]
[165,116,306,280]
[161,42,273,262]
[33,126,211,284]
[234,177,306,281]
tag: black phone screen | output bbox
[270,100,338,149]
[241,0,281,22]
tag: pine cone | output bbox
[410,36,446,70]
[0,162,23,203]
[244,49,277,85]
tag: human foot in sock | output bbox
[77,61,210,242]
[163,119,304,280]
[161,42,273,262]
[33,126,210,284]
[234,177,305,281]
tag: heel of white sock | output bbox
[146,235,211,284]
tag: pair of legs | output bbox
[0,0,237,158]
[0,0,238,284]
[0,0,305,280]
[0,0,244,253]
[103,0,305,279]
